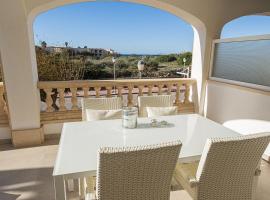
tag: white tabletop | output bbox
[53,114,240,176]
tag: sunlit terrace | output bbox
[0,1,270,200]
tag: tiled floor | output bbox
[0,140,269,200]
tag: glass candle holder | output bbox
[122,107,138,129]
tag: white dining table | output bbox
[53,114,240,200]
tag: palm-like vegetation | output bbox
[36,45,192,81]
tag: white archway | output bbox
[220,14,270,39]
[27,0,205,30]
[27,0,207,111]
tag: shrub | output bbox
[155,54,177,62]
[177,52,192,66]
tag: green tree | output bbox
[177,52,192,66]
[41,41,47,49]
[36,47,85,81]
[116,60,128,69]
[142,60,159,77]
[155,54,177,62]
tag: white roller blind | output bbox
[212,39,270,87]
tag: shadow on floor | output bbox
[0,168,55,200]
[0,192,20,200]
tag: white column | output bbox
[191,26,219,115]
[0,1,42,146]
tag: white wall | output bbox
[205,81,270,160]
[205,81,270,123]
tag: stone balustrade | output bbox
[0,82,9,126]
[37,78,198,124]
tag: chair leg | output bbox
[78,178,85,200]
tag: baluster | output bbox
[167,84,172,95]
[128,85,133,106]
[70,88,78,110]
[0,85,7,114]
[138,86,143,96]
[106,86,112,97]
[44,88,53,112]
[0,86,5,113]
[58,88,66,111]
[158,84,163,95]
[184,84,191,104]
[83,87,89,97]
[148,85,153,96]
[3,92,7,114]
[117,86,123,97]
[175,84,180,105]
[95,87,100,98]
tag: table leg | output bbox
[67,179,75,192]
[54,175,67,200]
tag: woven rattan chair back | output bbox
[96,141,182,200]
[137,95,173,117]
[196,132,270,200]
[81,97,122,121]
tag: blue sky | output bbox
[34,2,193,54]
[34,2,270,54]
[221,15,270,38]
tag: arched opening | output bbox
[31,1,205,113]
[28,0,205,30]
[27,0,207,102]
[210,15,270,90]
[32,1,196,81]
[205,14,270,134]
[221,15,270,38]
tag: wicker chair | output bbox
[137,95,174,117]
[81,97,122,121]
[84,141,182,200]
[173,132,270,200]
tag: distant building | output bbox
[44,46,63,53]
[43,46,116,57]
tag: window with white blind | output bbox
[210,35,270,90]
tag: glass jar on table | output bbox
[122,107,138,129]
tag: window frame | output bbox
[209,34,270,92]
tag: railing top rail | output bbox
[37,78,197,89]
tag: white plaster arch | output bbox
[220,13,270,38]
[27,0,205,32]
[26,0,207,113]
